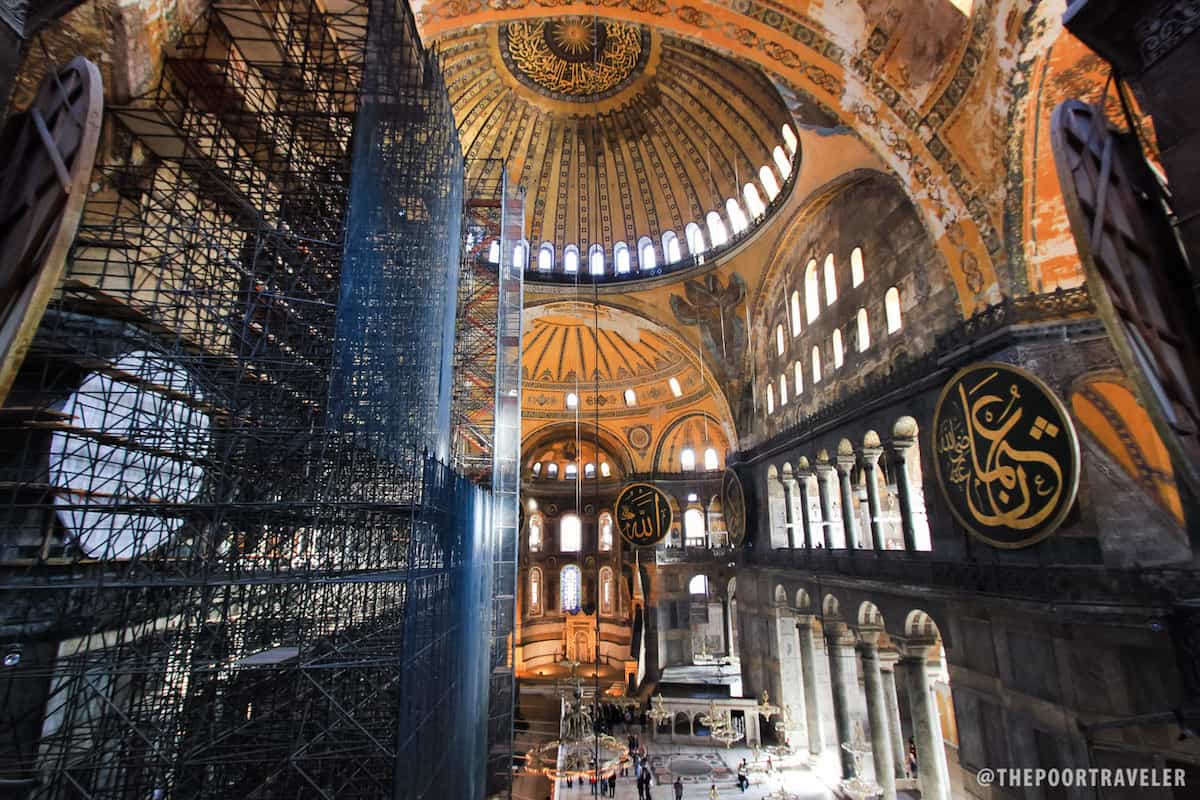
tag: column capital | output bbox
[824,621,855,647]
[855,626,885,650]
[894,637,938,661]
[878,649,900,671]
[859,446,883,466]
[835,454,856,474]
[814,462,836,478]
[889,437,916,457]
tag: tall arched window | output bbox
[584,462,596,479]
[686,222,706,256]
[779,373,788,405]
[532,462,542,476]
[560,514,581,552]
[775,324,785,356]
[688,574,708,596]
[563,245,580,274]
[759,165,780,200]
[726,198,748,234]
[811,346,822,384]
[669,377,682,397]
[793,360,803,395]
[614,241,631,274]
[566,392,578,409]
[824,254,837,306]
[637,236,656,271]
[588,244,605,275]
[488,241,500,263]
[529,512,543,552]
[703,447,719,470]
[773,146,791,178]
[561,565,581,612]
[857,308,870,351]
[684,508,705,545]
[599,512,614,551]
[850,247,865,287]
[782,124,798,154]
[743,183,765,217]
[623,388,637,407]
[706,211,728,247]
[663,231,681,263]
[528,567,542,616]
[565,463,578,480]
[599,567,615,615]
[681,447,696,471]
[600,461,611,477]
[790,292,802,336]
[885,287,903,333]
[547,462,559,478]
[766,383,775,414]
[513,241,528,269]
[805,260,820,322]
[832,329,844,369]
[537,242,554,271]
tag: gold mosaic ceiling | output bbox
[439,19,797,253]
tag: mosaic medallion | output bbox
[501,17,649,101]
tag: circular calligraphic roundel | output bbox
[932,362,1080,549]
[614,482,673,547]
[721,468,747,547]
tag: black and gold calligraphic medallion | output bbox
[722,468,747,547]
[614,482,673,546]
[933,362,1079,549]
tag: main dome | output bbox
[438,19,800,278]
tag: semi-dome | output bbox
[438,18,800,279]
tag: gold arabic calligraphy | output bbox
[506,20,642,98]
[937,370,1067,532]
[617,484,669,544]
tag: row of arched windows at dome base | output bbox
[490,126,799,276]
[527,564,618,617]
[765,418,932,553]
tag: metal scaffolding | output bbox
[0,1,491,798]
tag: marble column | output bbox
[857,633,896,799]
[815,463,836,549]
[796,618,824,756]
[836,454,860,549]
[880,652,907,781]
[795,472,814,548]
[782,479,797,549]
[898,645,949,800]
[825,624,856,778]
[890,441,918,552]
[861,446,885,550]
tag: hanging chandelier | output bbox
[646,693,672,726]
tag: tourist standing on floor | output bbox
[674,776,684,799]
[709,783,720,799]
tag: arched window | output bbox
[779,373,788,405]
[793,360,803,395]
[766,383,775,414]
[560,514,582,552]
[614,241,631,274]
[681,447,696,471]
[684,508,705,545]
[688,574,708,596]
[547,462,559,478]
[600,461,611,477]
[623,388,637,407]
[565,463,578,480]
[537,242,554,272]
[775,324,785,356]
[773,146,791,178]
[706,211,728,247]
[588,244,605,275]
[532,462,542,476]
[805,260,820,322]
[564,245,580,274]
[857,308,870,351]
[885,287,902,333]
[743,183,765,217]
[811,346,822,384]
[824,254,837,306]
[726,198,748,234]
[584,462,596,479]
[832,329,844,369]
[599,512,614,551]
[851,246,865,287]
[704,447,719,470]
[528,567,542,616]
[790,291,802,336]
[566,392,578,410]
[599,566,615,615]
[668,377,682,397]
[638,236,656,271]
[561,565,581,612]
[513,241,528,269]
[487,240,500,263]
[686,222,706,256]
[759,165,780,200]
[529,512,543,551]
[782,124,798,154]
[663,231,681,263]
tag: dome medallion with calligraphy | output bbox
[502,18,650,101]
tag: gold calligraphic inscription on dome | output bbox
[722,468,747,547]
[615,482,672,546]
[502,18,647,100]
[933,363,1080,549]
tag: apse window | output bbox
[599,512,614,551]
[706,212,728,248]
[744,183,765,218]
[726,198,748,234]
[851,247,865,287]
[684,508,705,546]
[566,392,578,409]
[600,567,615,615]
[669,377,683,398]
[793,360,803,395]
[600,461,611,477]
[832,329,844,369]
[790,291,802,336]
[824,254,837,306]
[779,374,788,405]
[686,223,706,256]
[560,514,582,552]
[615,242,631,274]
[767,383,775,414]
[760,165,780,201]
[811,346,822,384]
[538,243,554,272]
[638,237,656,271]
[561,565,581,611]
[564,245,580,274]
[885,287,903,333]
[589,245,605,275]
[624,389,637,407]
[704,447,719,471]
[857,308,870,351]
[663,231,682,263]
[529,513,543,552]
[776,324,785,356]
[529,568,542,615]
[681,447,697,471]
[805,260,820,322]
